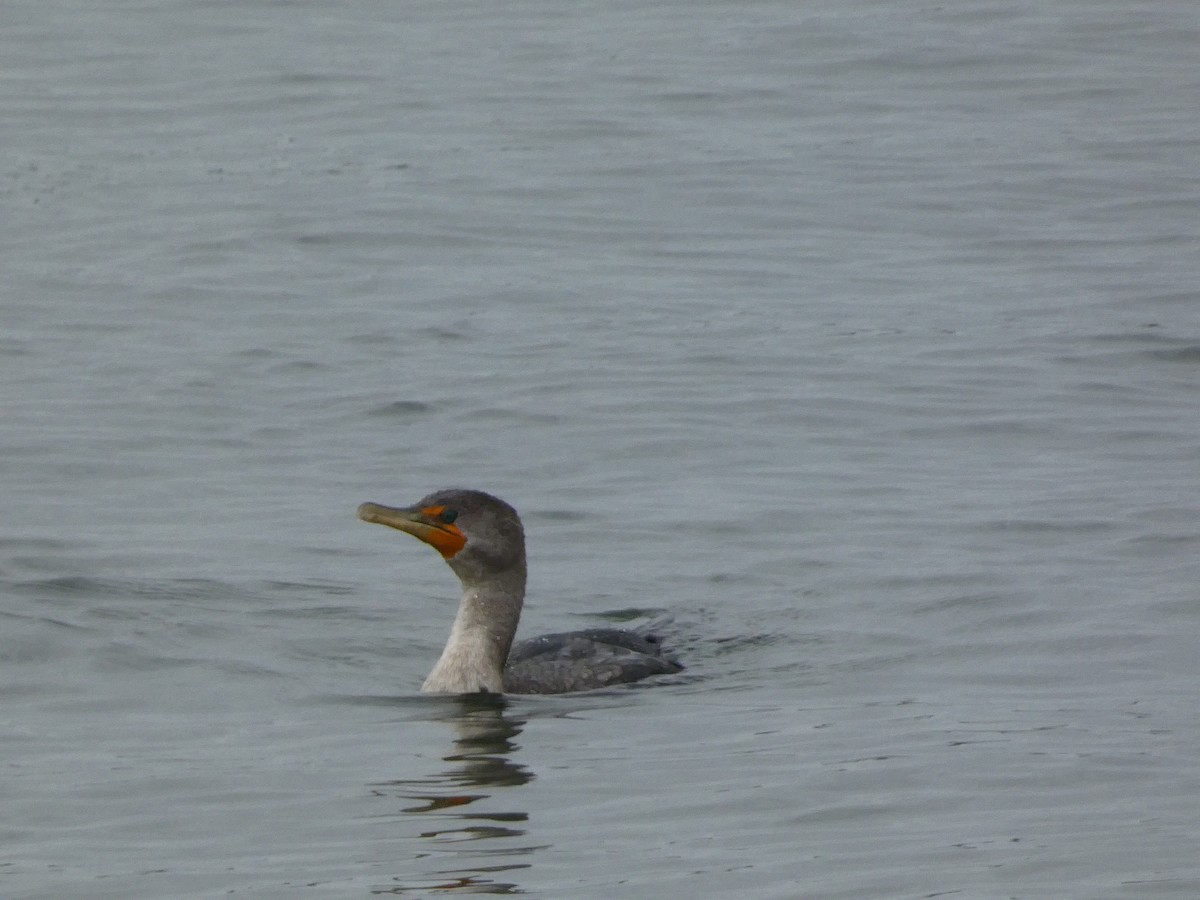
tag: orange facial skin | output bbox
[357,502,467,559]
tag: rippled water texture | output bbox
[4,0,1199,897]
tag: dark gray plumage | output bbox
[504,627,682,693]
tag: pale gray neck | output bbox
[421,574,525,694]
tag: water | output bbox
[4,0,1199,896]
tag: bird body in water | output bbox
[357,488,682,695]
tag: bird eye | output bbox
[439,509,458,525]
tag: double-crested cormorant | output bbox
[357,488,682,694]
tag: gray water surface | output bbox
[4,0,1200,897]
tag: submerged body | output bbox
[357,488,682,694]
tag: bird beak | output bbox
[357,501,467,559]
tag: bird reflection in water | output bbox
[370,693,542,895]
